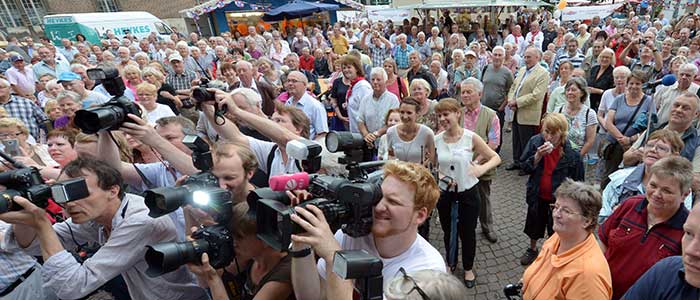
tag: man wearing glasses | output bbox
[284,71,328,140]
[0,78,48,141]
[289,161,446,299]
[654,63,700,126]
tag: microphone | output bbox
[269,172,311,192]
[643,74,676,89]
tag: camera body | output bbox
[256,174,382,251]
[0,168,90,213]
[73,67,142,134]
[145,224,234,276]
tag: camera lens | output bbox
[74,106,124,134]
[144,187,190,218]
[144,239,209,276]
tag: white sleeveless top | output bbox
[435,129,479,192]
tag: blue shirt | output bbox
[623,256,700,300]
[285,92,328,139]
[32,59,70,79]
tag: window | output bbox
[154,22,171,35]
[96,0,119,12]
[20,0,46,25]
[0,0,22,28]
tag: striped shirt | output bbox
[393,44,414,69]
[1,95,48,140]
[554,51,586,72]
[0,222,36,291]
[166,70,198,91]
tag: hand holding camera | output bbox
[0,195,52,229]
[119,114,158,144]
[290,204,342,260]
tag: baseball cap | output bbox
[168,53,183,62]
[57,72,82,83]
[465,50,477,57]
[9,55,23,62]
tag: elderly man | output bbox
[284,53,320,95]
[33,46,70,79]
[6,36,30,61]
[5,55,35,100]
[360,28,392,68]
[542,20,558,52]
[481,46,514,152]
[576,24,591,48]
[522,22,544,53]
[461,78,502,243]
[248,26,268,54]
[357,67,400,151]
[582,39,605,78]
[600,156,692,300]
[166,53,199,121]
[427,26,444,53]
[407,51,438,98]
[413,32,431,62]
[505,47,549,173]
[58,39,79,62]
[115,46,138,74]
[284,71,328,139]
[393,34,414,77]
[58,71,110,108]
[655,63,700,125]
[623,203,700,299]
[230,60,277,116]
[175,41,201,76]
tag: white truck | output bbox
[43,11,173,45]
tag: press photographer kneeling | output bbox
[0,157,207,300]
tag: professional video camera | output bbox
[333,250,383,300]
[73,67,142,134]
[253,131,385,251]
[144,135,235,275]
[0,152,89,213]
[144,135,232,220]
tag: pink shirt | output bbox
[6,66,36,95]
[463,105,501,148]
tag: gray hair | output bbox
[461,77,483,93]
[451,49,464,58]
[680,63,699,76]
[235,60,253,70]
[612,66,631,78]
[385,269,467,300]
[134,52,149,60]
[56,90,82,103]
[70,63,87,73]
[370,67,387,81]
[230,87,262,109]
[492,46,505,55]
[45,79,61,91]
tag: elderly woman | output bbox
[384,58,407,100]
[554,78,598,157]
[522,179,612,299]
[588,48,616,111]
[134,52,150,70]
[546,61,575,112]
[0,118,57,168]
[257,57,282,92]
[54,90,82,129]
[142,67,181,115]
[519,113,585,266]
[137,82,175,124]
[446,49,464,97]
[218,62,239,92]
[601,71,655,189]
[410,78,439,132]
[600,129,692,223]
[44,99,63,123]
[340,55,372,134]
[600,156,692,300]
[434,98,501,287]
[123,65,143,101]
[269,31,291,67]
[385,269,468,300]
[598,66,631,133]
[37,75,59,107]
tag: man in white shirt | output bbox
[290,161,445,299]
[284,71,328,140]
[358,67,400,149]
[522,22,544,53]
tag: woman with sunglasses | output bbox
[521,179,612,299]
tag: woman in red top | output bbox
[519,113,585,266]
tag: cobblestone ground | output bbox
[425,131,601,299]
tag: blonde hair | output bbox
[0,118,28,136]
[44,99,59,115]
[136,82,158,95]
[409,78,432,96]
[123,64,141,77]
[383,161,439,213]
[142,67,165,81]
[213,142,259,175]
[541,113,569,146]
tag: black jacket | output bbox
[520,134,585,207]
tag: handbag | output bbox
[602,95,646,157]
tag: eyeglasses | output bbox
[644,142,671,153]
[0,132,23,138]
[549,204,584,217]
[286,78,302,84]
[398,267,430,300]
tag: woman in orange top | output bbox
[522,179,612,300]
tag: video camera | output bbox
[333,250,383,300]
[144,135,235,276]
[0,152,89,213]
[73,67,142,134]
[252,131,385,251]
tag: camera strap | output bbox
[267,145,302,175]
[133,163,156,190]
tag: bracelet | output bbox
[289,247,312,258]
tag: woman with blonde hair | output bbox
[519,113,585,266]
[123,64,143,101]
[136,82,175,124]
[142,67,181,115]
[409,78,439,132]
[0,118,58,169]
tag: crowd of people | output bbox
[0,4,699,300]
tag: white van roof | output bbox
[44,11,160,23]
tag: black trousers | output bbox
[523,198,554,241]
[496,109,505,154]
[512,117,538,166]
[436,185,480,270]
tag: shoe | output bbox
[505,163,520,170]
[518,170,527,176]
[463,272,476,289]
[520,248,539,265]
[483,231,498,243]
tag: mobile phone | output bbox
[2,139,21,157]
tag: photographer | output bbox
[203,88,308,181]
[0,157,207,300]
[96,115,199,238]
[289,161,445,300]
[188,202,294,300]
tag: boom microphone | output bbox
[643,74,677,89]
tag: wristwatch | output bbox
[288,245,312,258]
